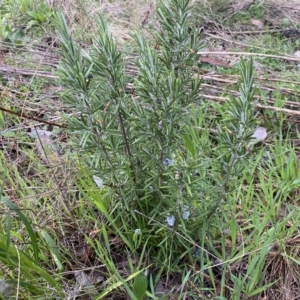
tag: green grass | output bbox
[0,0,300,299]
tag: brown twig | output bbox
[0,66,57,79]
[197,51,300,62]
[0,106,67,128]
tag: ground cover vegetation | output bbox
[1,0,300,299]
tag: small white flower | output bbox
[158,120,163,130]
[149,186,154,192]
[166,214,175,226]
[135,229,141,235]
[93,176,103,190]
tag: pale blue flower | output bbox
[166,214,175,226]
[163,158,173,167]
[182,210,190,220]
[182,205,190,220]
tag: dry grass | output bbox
[47,0,158,44]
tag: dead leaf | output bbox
[155,279,166,298]
[28,129,59,164]
[199,57,230,67]
[89,271,104,284]
[75,244,95,262]
[75,270,104,287]
[89,229,101,239]
[74,270,103,298]
[75,271,93,287]
[0,279,15,297]
[253,60,264,71]
[35,134,58,164]
[251,19,264,29]
[28,129,52,138]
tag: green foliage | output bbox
[0,161,63,298]
[27,1,53,29]
[54,0,276,298]
[133,272,147,300]
[0,196,62,297]
[0,0,52,37]
[1,196,39,261]
[0,24,24,46]
[26,7,52,27]
[53,0,203,238]
[216,58,257,183]
[0,11,24,46]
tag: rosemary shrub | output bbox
[54,0,257,263]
